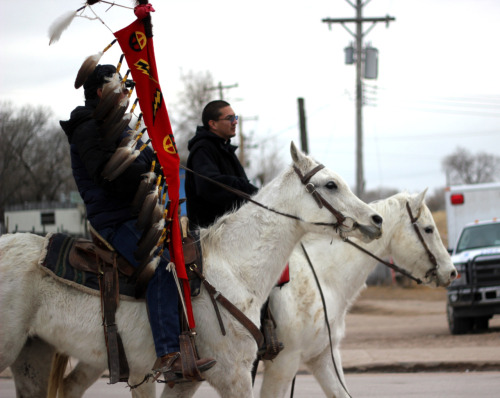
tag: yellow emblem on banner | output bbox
[163,135,177,154]
[134,59,151,76]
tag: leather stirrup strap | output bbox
[99,257,129,383]
[191,267,264,348]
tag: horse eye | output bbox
[424,226,433,234]
[325,181,338,190]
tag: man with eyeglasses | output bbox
[185,100,258,230]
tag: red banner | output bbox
[114,19,194,328]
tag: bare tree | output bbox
[250,139,286,186]
[170,70,215,163]
[362,187,399,204]
[168,70,286,186]
[442,146,500,185]
[0,102,75,218]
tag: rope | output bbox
[297,243,352,398]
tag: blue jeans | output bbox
[98,219,180,357]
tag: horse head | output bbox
[287,142,383,243]
[387,190,458,287]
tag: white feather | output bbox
[48,10,77,45]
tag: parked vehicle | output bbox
[445,182,500,334]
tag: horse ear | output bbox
[410,188,428,218]
[290,141,304,164]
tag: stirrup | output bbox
[257,317,284,361]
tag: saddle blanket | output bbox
[38,233,137,299]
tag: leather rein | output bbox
[343,201,439,285]
[181,163,354,231]
[181,162,352,348]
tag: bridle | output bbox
[344,201,440,285]
[405,201,439,280]
[292,163,356,232]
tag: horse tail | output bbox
[47,353,69,398]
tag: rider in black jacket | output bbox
[185,100,258,229]
[60,64,215,382]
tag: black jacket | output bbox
[60,98,154,230]
[185,126,258,228]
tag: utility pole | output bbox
[322,1,395,198]
[297,98,309,154]
[206,81,239,100]
[238,115,258,166]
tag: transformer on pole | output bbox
[322,1,395,197]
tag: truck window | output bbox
[456,223,500,254]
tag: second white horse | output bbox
[260,190,457,398]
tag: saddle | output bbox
[64,220,204,384]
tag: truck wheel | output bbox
[474,316,489,331]
[447,302,473,334]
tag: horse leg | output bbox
[10,337,55,398]
[305,346,350,398]
[259,351,301,398]
[159,380,202,398]
[60,361,106,398]
[202,358,256,398]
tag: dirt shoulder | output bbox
[339,285,500,372]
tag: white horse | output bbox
[0,142,383,398]
[259,190,458,398]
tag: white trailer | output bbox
[445,182,500,251]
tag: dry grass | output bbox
[433,210,448,249]
[359,285,447,302]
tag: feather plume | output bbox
[100,95,136,133]
[102,113,132,144]
[74,53,102,89]
[48,10,78,45]
[133,255,160,298]
[135,219,166,262]
[136,176,162,230]
[101,132,145,181]
[140,197,164,232]
[132,161,157,213]
[101,148,140,181]
[93,73,123,120]
[74,40,117,89]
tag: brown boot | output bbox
[155,352,216,384]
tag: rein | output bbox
[180,164,353,231]
[405,202,438,279]
[295,242,352,398]
[344,201,440,285]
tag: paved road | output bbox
[2,371,500,397]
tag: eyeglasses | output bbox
[218,115,239,123]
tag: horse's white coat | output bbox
[259,191,457,398]
[0,143,382,398]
